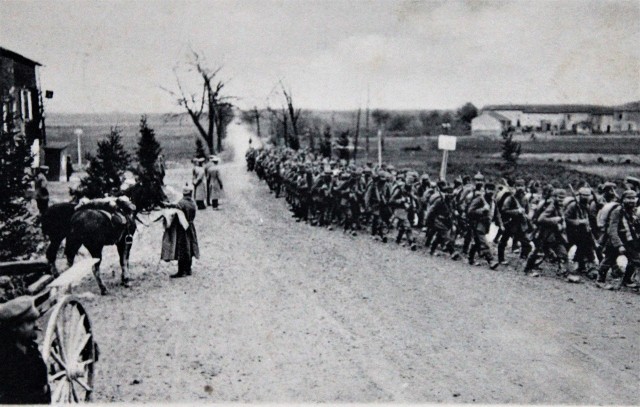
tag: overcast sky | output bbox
[2,0,638,113]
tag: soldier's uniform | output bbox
[564,187,598,273]
[389,182,417,250]
[524,189,571,275]
[497,179,532,264]
[365,172,391,242]
[424,185,460,259]
[596,190,639,288]
[466,181,499,268]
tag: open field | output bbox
[48,112,640,185]
[46,113,200,165]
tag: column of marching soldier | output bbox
[245,147,640,290]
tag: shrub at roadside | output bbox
[72,127,131,199]
[0,113,41,261]
[129,116,167,211]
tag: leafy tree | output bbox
[457,102,478,124]
[0,110,38,260]
[371,109,391,128]
[501,129,521,165]
[130,116,166,211]
[72,128,131,199]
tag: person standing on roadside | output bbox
[0,296,51,404]
[206,155,224,209]
[66,156,74,182]
[192,158,207,209]
[170,184,199,278]
[34,165,49,215]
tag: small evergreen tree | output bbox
[130,116,166,211]
[72,127,131,199]
[501,128,521,166]
[0,110,39,260]
[195,137,207,159]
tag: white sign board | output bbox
[438,135,457,151]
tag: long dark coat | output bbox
[176,197,199,260]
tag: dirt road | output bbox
[79,122,639,403]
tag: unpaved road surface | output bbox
[72,122,639,403]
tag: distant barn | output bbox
[473,102,640,136]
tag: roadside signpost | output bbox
[438,134,456,181]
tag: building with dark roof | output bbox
[1,46,46,165]
[476,102,639,135]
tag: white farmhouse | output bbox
[477,102,639,135]
[471,111,511,137]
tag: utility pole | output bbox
[353,107,361,164]
[365,85,370,161]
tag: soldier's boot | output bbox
[468,245,477,265]
[620,267,638,288]
[497,243,507,264]
[523,252,537,273]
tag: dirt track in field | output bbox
[70,122,639,404]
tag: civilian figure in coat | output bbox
[206,155,224,209]
[192,158,207,209]
[0,296,51,405]
[168,184,200,278]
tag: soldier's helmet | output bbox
[553,188,567,201]
[578,187,592,197]
[622,189,637,202]
[473,172,485,182]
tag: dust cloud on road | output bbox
[81,121,639,404]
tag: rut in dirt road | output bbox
[84,122,639,404]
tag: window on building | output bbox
[2,102,8,132]
[21,89,32,121]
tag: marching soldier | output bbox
[524,188,572,276]
[467,180,500,269]
[497,179,532,265]
[389,181,417,250]
[596,190,639,289]
[565,186,599,274]
[365,171,390,242]
[425,184,461,259]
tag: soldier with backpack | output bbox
[523,188,572,276]
[596,190,639,289]
[497,179,532,265]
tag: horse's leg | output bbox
[64,236,82,268]
[116,241,131,288]
[87,246,107,295]
[46,236,63,277]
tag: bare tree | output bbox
[281,84,301,150]
[163,51,232,154]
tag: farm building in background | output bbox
[0,46,46,167]
[470,111,512,137]
[473,102,640,136]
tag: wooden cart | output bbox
[1,258,100,403]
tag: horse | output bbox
[64,197,137,295]
[41,202,77,276]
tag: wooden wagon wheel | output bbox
[42,295,96,403]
